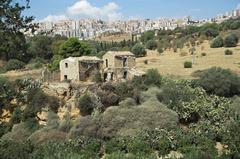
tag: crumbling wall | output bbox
[42,68,60,82]
[127,56,136,68]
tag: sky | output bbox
[24,0,240,22]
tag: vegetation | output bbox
[1,2,240,158]
[224,34,239,47]
[4,59,25,71]
[197,67,240,97]
[225,49,233,55]
[131,43,147,57]
[210,36,224,48]
[77,94,96,116]
[146,40,158,50]
[201,52,207,56]
[184,61,192,68]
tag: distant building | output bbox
[60,56,103,81]
[102,51,144,81]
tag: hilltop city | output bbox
[36,8,240,40]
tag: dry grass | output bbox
[0,69,42,81]
[136,41,240,79]
[95,33,131,42]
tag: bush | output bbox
[23,88,60,120]
[93,71,103,83]
[157,47,164,54]
[197,67,240,97]
[10,107,22,124]
[127,137,153,155]
[210,36,224,48]
[131,43,147,57]
[201,52,207,56]
[27,58,45,69]
[225,49,233,55]
[184,61,192,68]
[146,40,157,50]
[144,60,148,64]
[0,140,33,159]
[157,80,201,122]
[77,94,96,116]
[0,122,12,138]
[48,55,63,71]
[224,34,239,47]
[144,69,162,87]
[5,59,25,71]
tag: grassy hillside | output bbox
[136,41,240,79]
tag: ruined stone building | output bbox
[102,51,144,81]
[60,56,103,81]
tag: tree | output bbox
[4,59,25,71]
[144,69,162,87]
[224,34,239,47]
[77,94,96,116]
[203,28,219,38]
[140,31,155,43]
[59,38,81,58]
[198,67,240,97]
[146,40,157,50]
[0,0,36,61]
[51,40,66,55]
[28,35,53,60]
[210,36,224,48]
[131,43,146,57]
[0,77,16,115]
[48,55,63,71]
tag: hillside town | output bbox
[36,8,240,40]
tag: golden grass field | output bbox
[1,69,42,81]
[136,41,240,79]
[95,33,132,42]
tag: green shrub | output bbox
[93,71,103,83]
[114,82,134,101]
[144,60,148,64]
[127,137,153,155]
[157,46,164,54]
[184,61,192,68]
[105,137,128,154]
[0,122,12,138]
[210,36,224,48]
[48,55,63,71]
[31,137,101,159]
[201,52,207,56]
[131,43,147,57]
[77,94,96,116]
[224,34,239,47]
[225,49,233,55]
[146,40,157,50]
[197,67,240,97]
[157,80,201,122]
[0,140,33,159]
[5,59,25,71]
[23,88,60,120]
[0,77,16,113]
[10,107,22,124]
[144,69,162,87]
[27,58,45,69]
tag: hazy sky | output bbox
[24,0,240,21]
